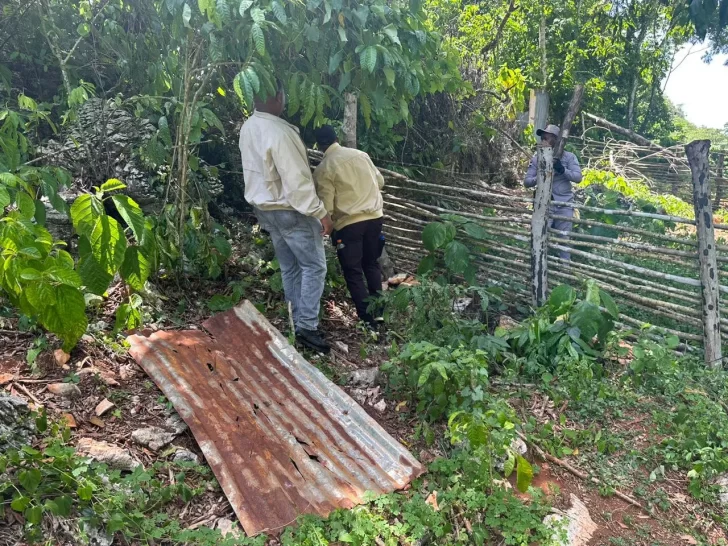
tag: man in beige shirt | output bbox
[313,125,385,328]
[239,83,333,353]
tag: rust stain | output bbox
[127,301,424,536]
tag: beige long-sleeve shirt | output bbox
[239,111,327,219]
[313,143,384,231]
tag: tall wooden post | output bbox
[342,92,358,148]
[686,140,722,368]
[531,146,554,307]
[713,153,725,210]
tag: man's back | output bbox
[239,111,325,218]
[313,143,384,231]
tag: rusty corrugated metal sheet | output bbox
[127,301,424,536]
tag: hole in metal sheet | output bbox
[290,457,305,479]
[207,362,214,372]
[295,436,310,447]
[233,377,240,382]
[308,454,321,463]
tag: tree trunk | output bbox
[686,140,722,368]
[539,16,548,89]
[584,112,666,150]
[529,90,550,140]
[342,92,358,148]
[627,77,639,130]
[554,83,585,159]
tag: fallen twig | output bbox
[516,431,652,516]
[0,329,34,337]
[14,383,43,406]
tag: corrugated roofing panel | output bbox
[127,301,424,536]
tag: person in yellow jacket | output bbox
[313,125,385,328]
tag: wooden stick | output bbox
[15,383,43,406]
[516,431,652,516]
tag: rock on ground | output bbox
[543,494,597,546]
[172,448,200,464]
[348,367,380,388]
[76,438,142,471]
[165,412,188,435]
[495,437,528,472]
[0,393,35,451]
[216,517,242,538]
[47,383,82,398]
[715,474,728,504]
[132,426,177,451]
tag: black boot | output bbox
[295,328,331,354]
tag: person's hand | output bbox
[321,214,334,236]
[553,158,565,175]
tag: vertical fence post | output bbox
[714,153,725,211]
[531,146,554,307]
[686,140,722,368]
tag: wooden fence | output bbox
[309,141,725,367]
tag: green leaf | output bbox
[77,483,94,501]
[26,281,57,310]
[444,241,470,274]
[45,496,72,517]
[34,200,46,225]
[120,246,151,291]
[183,3,192,26]
[599,289,619,319]
[547,284,576,315]
[382,24,401,45]
[11,495,31,512]
[78,236,113,295]
[46,267,82,288]
[516,455,533,493]
[570,301,603,341]
[463,222,489,240]
[337,26,348,42]
[0,186,10,208]
[422,222,454,251]
[251,23,265,55]
[359,93,372,128]
[585,278,600,306]
[111,195,146,242]
[239,0,253,15]
[328,50,344,75]
[16,192,35,220]
[77,23,91,37]
[359,46,377,73]
[70,194,104,238]
[503,452,516,477]
[250,6,265,22]
[271,1,287,23]
[19,469,42,492]
[99,179,127,193]
[383,67,396,87]
[244,67,260,94]
[417,254,437,275]
[90,215,127,275]
[42,284,88,352]
[24,505,43,525]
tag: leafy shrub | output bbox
[382,341,490,420]
[503,281,619,374]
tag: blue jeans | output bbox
[255,209,327,331]
[550,203,574,261]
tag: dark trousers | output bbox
[335,218,384,324]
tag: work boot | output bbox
[296,328,330,354]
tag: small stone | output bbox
[453,297,473,313]
[81,335,95,344]
[132,426,177,451]
[95,398,115,417]
[62,413,77,428]
[119,364,136,381]
[372,399,387,413]
[54,349,71,368]
[216,517,242,538]
[47,383,82,398]
[543,494,597,546]
[172,448,200,464]
[334,341,349,354]
[498,315,520,331]
[349,367,380,388]
[165,412,188,435]
[77,438,141,471]
[88,416,105,428]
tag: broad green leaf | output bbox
[77,23,91,37]
[383,67,396,87]
[547,284,576,315]
[239,0,253,15]
[516,455,533,493]
[183,3,192,26]
[503,452,516,477]
[329,50,344,75]
[11,495,31,512]
[417,254,437,275]
[42,284,88,352]
[46,267,82,288]
[111,195,146,242]
[271,1,287,23]
[99,179,127,193]
[120,246,151,291]
[337,27,348,43]
[422,222,454,251]
[19,469,42,492]
[359,46,377,73]
[585,278,600,305]
[463,222,489,241]
[24,505,43,525]
[70,194,104,238]
[46,496,72,517]
[26,281,57,309]
[0,186,10,208]
[78,236,113,295]
[444,241,470,274]
[599,289,619,319]
[34,200,46,226]
[570,301,603,341]
[382,24,401,45]
[251,23,265,55]
[250,7,265,22]
[16,192,35,220]
[90,215,127,275]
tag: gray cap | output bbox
[536,124,560,138]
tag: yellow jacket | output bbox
[239,111,327,219]
[313,143,385,231]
